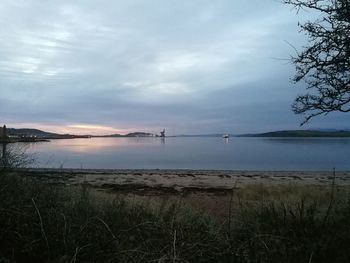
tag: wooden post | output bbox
[1,125,8,169]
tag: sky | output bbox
[0,0,349,135]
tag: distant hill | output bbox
[238,130,350,137]
[7,128,62,138]
[175,134,224,137]
[125,132,153,137]
[94,132,154,138]
[94,134,122,138]
[6,128,90,139]
[4,127,155,139]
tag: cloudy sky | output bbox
[0,0,349,135]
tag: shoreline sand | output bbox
[8,168,350,218]
[10,168,350,195]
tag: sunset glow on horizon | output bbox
[9,123,145,136]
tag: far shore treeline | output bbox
[238,130,350,138]
[0,126,154,143]
[1,125,350,144]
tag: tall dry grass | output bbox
[0,170,350,262]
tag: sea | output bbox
[18,136,350,171]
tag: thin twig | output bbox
[308,251,314,263]
[173,229,177,263]
[228,180,238,237]
[61,213,67,248]
[31,198,49,251]
[70,247,79,263]
[96,217,117,239]
[323,167,337,225]
[70,244,91,263]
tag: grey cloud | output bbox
[0,0,348,134]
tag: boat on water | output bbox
[222,134,229,139]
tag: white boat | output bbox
[222,134,229,138]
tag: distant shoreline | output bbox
[2,126,350,141]
[237,130,350,138]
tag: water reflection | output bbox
[261,137,350,146]
[33,137,159,153]
[24,136,350,170]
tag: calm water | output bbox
[23,137,350,171]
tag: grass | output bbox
[1,171,350,262]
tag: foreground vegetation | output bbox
[0,172,350,262]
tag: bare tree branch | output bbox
[284,0,350,124]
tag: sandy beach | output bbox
[11,168,350,195]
